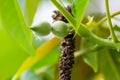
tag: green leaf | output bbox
[67,0,73,3]
[18,0,42,26]
[36,66,55,80]
[72,0,89,30]
[32,46,60,70]
[0,24,29,80]
[13,37,60,79]
[0,0,36,79]
[20,69,41,80]
[83,52,98,72]
[0,0,35,55]
[99,48,120,80]
[81,38,98,72]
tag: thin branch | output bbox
[105,0,118,42]
[97,11,120,26]
[75,45,102,57]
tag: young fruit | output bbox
[51,21,69,38]
[31,21,51,36]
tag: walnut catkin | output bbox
[59,30,75,80]
[52,6,72,23]
[52,6,75,80]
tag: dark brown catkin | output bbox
[52,6,72,23]
[52,6,75,80]
[59,30,75,80]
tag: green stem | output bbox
[78,24,120,49]
[51,0,76,28]
[105,0,118,42]
[97,11,120,26]
[75,45,102,57]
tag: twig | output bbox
[105,0,118,42]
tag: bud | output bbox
[31,21,51,36]
[52,21,69,38]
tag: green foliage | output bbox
[20,69,41,80]
[1,0,120,80]
[0,0,35,79]
[0,27,29,79]
[99,48,120,80]
[72,0,89,30]
[83,52,98,72]
[0,0,35,55]
[32,46,60,70]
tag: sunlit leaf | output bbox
[32,46,60,70]
[14,37,60,79]
[92,73,104,80]
[0,0,35,55]
[0,0,36,79]
[0,23,29,80]
[35,37,60,61]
